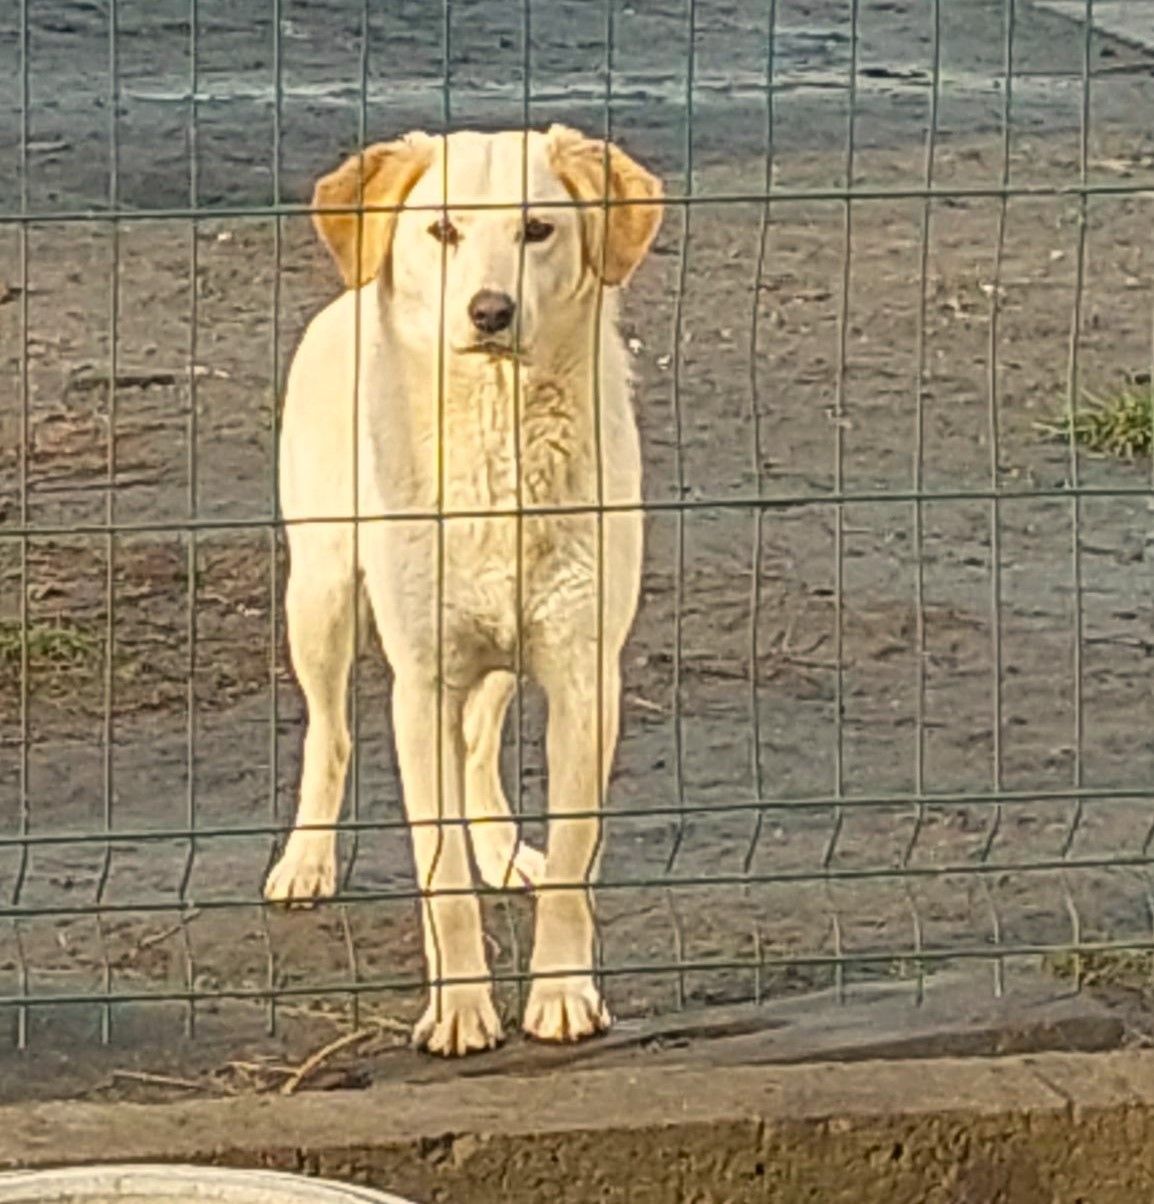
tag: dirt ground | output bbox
[1,120,1153,1103]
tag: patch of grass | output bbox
[1036,386,1153,460]
[1044,948,1154,993]
[0,619,100,669]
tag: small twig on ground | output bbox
[226,1064,298,1083]
[1086,633,1154,654]
[220,1058,298,1093]
[135,909,202,953]
[279,1026,379,1096]
[275,1001,410,1035]
[110,909,202,970]
[65,363,227,394]
[111,1069,218,1093]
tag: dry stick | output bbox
[278,1025,379,1096]
[134,908,202,953]
[65,363,225,392]
[275,1001,410,1034]
[226,1058,297,1075]
[220,1060,293,1094]
[111,1069,217,1093]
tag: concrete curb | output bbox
[4,1051,1154,1202]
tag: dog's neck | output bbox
[372,294,623,508]
[442,346,583,401]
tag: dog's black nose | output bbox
[468,289,516,335]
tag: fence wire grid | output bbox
[2,0,1154,1080]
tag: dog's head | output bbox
[310,127,663,360]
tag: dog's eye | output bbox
[428,218,459,246]
[523,218,554,244]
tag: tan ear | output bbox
[547,125,664,287]
[311,134,434,289]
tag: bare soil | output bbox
[1,128,1153,1103]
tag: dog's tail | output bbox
[462,671,546,890]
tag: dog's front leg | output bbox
[523,653,620,1043]
[391,674,502,1056]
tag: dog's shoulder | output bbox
[286,284,383,404]
[298,285,378,357]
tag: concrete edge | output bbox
[5,1051,1154,1201]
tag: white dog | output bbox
[263,127,663,1056]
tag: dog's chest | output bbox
[428,371,595,645]
[443,373,580,511]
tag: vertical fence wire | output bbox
[177,0,203,1041]
[1058,0,1095,985]
[260,0,286,1039]
[505,0,531,1015]
[822,0,862,1001]
[981,0,1018,999]
[1148,218,1154,976]
[742,0,779,1001]
[742,0,777,877]
[423,0,453,1020]
[12,0,32,1052]
[899,0,944,1005]
[338,0,374,1032]
[588,0,615,1021]
[661,0,696,1013]
[905,0,942,869]
[344,0,371,905]
[93,0,122,1046]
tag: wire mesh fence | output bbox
[2,0,1154,1086]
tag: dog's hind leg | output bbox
[264,534,358,905]
[463,670,546,890]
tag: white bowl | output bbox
[0,1166,419,1204]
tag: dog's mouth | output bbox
[456,340,528,361]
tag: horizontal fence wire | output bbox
[12,852,1154,918]
[3,484,1154,539]
[2,0,1154,1081]
[6,179,1154,225]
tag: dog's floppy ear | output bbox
[312,134,434,289]
[547,125,663,287]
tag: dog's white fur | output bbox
[264,127,663,1056]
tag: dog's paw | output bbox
[523,976,610,1043]
[263,835,336,907]
[413,985,503,1057]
